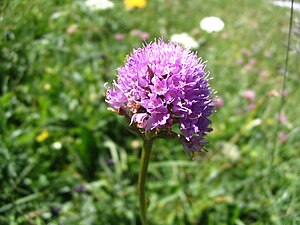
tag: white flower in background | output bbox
[272,1,300,12]
[52,141,62,150]
[51,12,61,20]
[219,142,240,162]
[85,0,114,11]
[170,33,199,49]
[200,16,225,33]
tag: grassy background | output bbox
[0,0,300,224]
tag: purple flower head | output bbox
[105,39,214,155]
[243,89,255,102]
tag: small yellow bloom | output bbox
[43,83,51,91]
[124,0,147,9]
[36,130,50,142]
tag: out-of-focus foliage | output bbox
[0,0,299,224]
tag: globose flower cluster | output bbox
[105,40,214,155]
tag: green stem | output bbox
[138,139,153,225]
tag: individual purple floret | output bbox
[105,39,214,154]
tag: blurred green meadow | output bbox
[1,0,300,224]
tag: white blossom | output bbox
[200,16,224,33]
[272,1,300,12]
[170,33,199,49]
[52,142,62,150]
[85,0,114,11]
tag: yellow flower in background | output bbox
[124,0,147,9]
[36,130,49,142]
[43,83,51,91]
